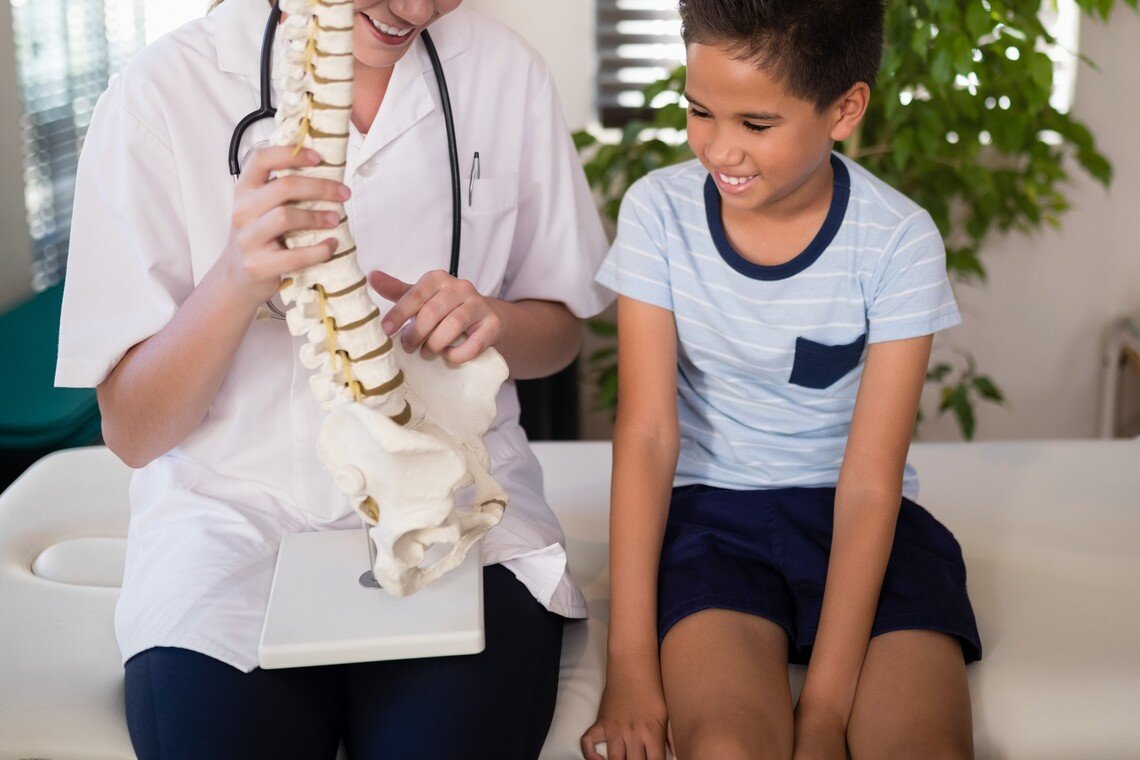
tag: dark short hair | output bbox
[679,0,885,110]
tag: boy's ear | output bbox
[830,82,870,141]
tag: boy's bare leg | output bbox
[846,630,974,760]
[661,609,794,760]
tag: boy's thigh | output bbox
[661,608,794,760]
[847,629,973,760]
[123,646,343,760]
[342,564,565,760]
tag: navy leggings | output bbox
[124,564,565,760]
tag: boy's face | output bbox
[684,43,859,216]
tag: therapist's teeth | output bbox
[378,21,412,37]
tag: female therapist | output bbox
[54,1,610,757]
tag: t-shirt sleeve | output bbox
[594,177,673,312]
[866,210,960,343]
[496,66,612,318]
[54,83,193,388]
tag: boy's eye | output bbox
[744,122,772,133]
[687,107,711,119]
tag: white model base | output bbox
[258,529,484,669]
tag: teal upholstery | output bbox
[0,284,101,450]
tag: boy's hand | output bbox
[792,702,848,760]
[369,269,503,364]
[580,661,669,760]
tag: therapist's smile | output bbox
[349,1,461,65]
[358,11,419,46]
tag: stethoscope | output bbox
[228,2,463,301]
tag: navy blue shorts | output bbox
[657,484,982,664]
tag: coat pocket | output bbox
[788,333,867,389]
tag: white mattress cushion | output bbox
[1,441,1139,759]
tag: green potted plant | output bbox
[576,0,1136,439]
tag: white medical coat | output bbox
[55,0,611,672]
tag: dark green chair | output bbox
[0,284,102,491]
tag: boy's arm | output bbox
[794,334,933,745]
[581,295,678,760]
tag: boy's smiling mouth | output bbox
[714,171,759,194]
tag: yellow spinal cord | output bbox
[271,0,412,424]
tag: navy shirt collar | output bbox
[704,153,850,281]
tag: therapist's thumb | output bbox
[368,270,411,302]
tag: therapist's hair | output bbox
[678,0,884,111]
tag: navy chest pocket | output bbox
[789,333,867,389]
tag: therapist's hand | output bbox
[369,270,503,364]
[221,146,350,308]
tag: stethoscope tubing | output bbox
[419,30,461,280]
[228,2,283,177]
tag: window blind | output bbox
[11,0,147,289]
[596,0,684,128]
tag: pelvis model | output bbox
[270,0,507,595]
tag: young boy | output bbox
[582,1,981,758]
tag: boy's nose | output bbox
[704,132,745,169]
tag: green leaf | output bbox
[572,130,597,151]
[588,346,617,363]
[944,383,977,440]
[972,375,1005,402]
[596,365,618,411]
[1078,149,1113,185]
[965,2,994,38]
[587,318,617,338]
[927,362,954,382]
[931,47,954,84]
[621,120,644,146]
[946,247,988,281]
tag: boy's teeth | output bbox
[719,173,755,186]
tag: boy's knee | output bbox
[851,739,972,760]
[681,725,790,760]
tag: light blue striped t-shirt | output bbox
[595,153,960,500]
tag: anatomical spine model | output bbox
[270,0,508,595]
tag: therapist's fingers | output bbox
[422,301,478,356]
[373,270,501,359]
[236,175,350,228]
[369,270,413,307]
[440,311,502,364]
[399,286,468,354]
[246,238,338,280]
[238,207,342,254]
[238,146,323,189]
[401,276,494,355]
[376,270,448,339]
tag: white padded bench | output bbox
[1,440,1139,759]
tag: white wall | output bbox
[464,0,596,130]
[471,0,1140,441]
[0,0,32,312]
[917,9,1140,441]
